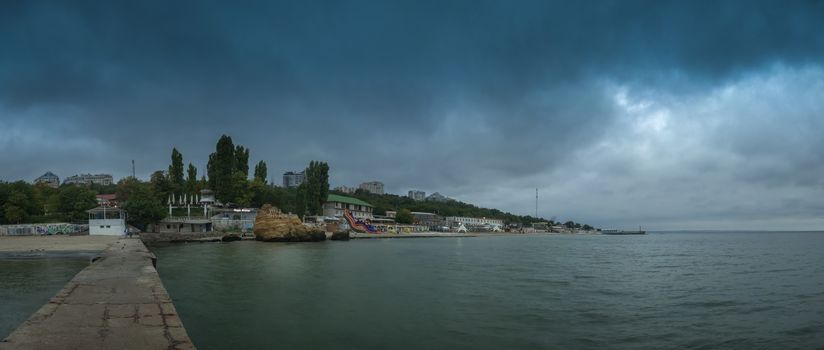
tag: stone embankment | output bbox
[0,238,194,350]
[139,232,225,243]
[350,232,476,239]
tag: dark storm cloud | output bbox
[2,0,824,228]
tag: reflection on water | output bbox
[0,256,90,338]
[152,232,824,350]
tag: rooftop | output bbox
[327,194,373,207]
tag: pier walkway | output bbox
[0,238,194,350]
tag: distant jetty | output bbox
[601,228,646,235]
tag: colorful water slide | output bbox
[343,209,378,233]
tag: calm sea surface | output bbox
[111,232,824,348]
[0,255,90,338]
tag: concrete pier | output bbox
[0,239,195,350]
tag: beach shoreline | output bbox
[0,235,120,254]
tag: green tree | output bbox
[3,190,28,223]
[207,153,216,189]
[209,135,236,203]
[0,182,9,223]
[248,178,269,208]
[50,185,96,222]
[32,183,58,218]
[294,183,308,217]
[198,176,208,192]
[168,148,184,194]
[115,177,142,203]
[253,160,267,184]
[302,161,329,216]
[186,163,197,194]
[230,170,251,206]
[395,208,413,224]
[150,170,171,203]
[235,145,249,177]
[122,184,166,230]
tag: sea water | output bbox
[152,232,824,349]
[0,255,90,338]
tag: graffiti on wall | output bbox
[0,223,89,236]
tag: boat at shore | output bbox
[601,228,646,235]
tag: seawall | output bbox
[139,232,225,243]
[0,238,195,350]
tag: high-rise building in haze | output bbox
[282,171,305,188]
[359,181,384,195]
[408,190,426,201]
[34,171,60,188]
[63,173,113,186]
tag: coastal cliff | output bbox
[253,204,326,242]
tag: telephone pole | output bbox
[535,188,538,218]
[132,160,136,178]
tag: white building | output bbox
[34,171,60,188]
[359,181,384,195]
[445,216,504,227]
[408,190,426,201]
[199,189,216,205]
[323,194,374,219]
[64,174,114,186]
[88,207,126,236]
[283,171,305,188]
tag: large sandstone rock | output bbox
[254,204,327,242]
[330,230,350,241]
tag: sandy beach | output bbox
[0,235,120,253]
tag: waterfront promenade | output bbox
[0,238,194,350]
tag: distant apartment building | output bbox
[358,181,384,195]
[425,192,450,202]
[407,190,426,201]
[64,174,114,186]
[445,216,504,227]
[323,194,374,219]
[34,171,60,188]
[333,186,356,194]
[282,171,305,188]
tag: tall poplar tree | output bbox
[235,145,249,177]
[209,135,236,202]
[168,148,184,194]
[302,161,329,216]
[186,163,197,194]
[254,160,267,184]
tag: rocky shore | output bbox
[253,204,326,242]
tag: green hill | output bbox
[333,190,555,226]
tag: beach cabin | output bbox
[88,207,127,236]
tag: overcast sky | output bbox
[2,1,824,230]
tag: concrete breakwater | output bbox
[350,232,477,239]
[139,231,226,243]
[0,239,194,350]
